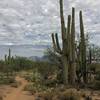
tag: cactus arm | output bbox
[51,33,62,54]
[70,7,76,84]
[55,33,62,52]
[66,15,71,56]
[80,11,85,39]
[71,7,75,61]
[59,0,66,40]
[51,33,57,51]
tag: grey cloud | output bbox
[0,0,99,46]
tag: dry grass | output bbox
[34,89,81,100]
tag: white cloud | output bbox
[0,0,99,46]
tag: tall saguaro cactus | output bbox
[79,11,87,83]
[51,0,76,85]
[9,48,11,58]
[59,0,66,40]
[69,8,76,84]
[8,48,11,63]
[51,0,69,84]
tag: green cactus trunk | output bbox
[69,8,76,84]
[8,48,11,60]
[79,11,87,83]
[5,54,7,62]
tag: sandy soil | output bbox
[2,76,34,100]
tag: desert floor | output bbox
[0,76,34,100]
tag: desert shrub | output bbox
[24,83,48,95]
[31,69,43,83]
[24,84,35,94]
[12,56,34,71]
[10,81,21,88]
[23,69,43,83]
[0,77,15,85]
[34,90,81,100]
[0,72,15,85]
[53,91,80,100]
[0,78,14,84]
[95,71,100,80]
[35,61,58,77]
[89,63,100,72]
[23,69,48,93]
[93,81,100,90]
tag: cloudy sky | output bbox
[0,0,100,58]
[0,0,100,45]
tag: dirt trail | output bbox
[3,76,34,100]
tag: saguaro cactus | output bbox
[8,48,11,64]
[51,0,76,85]
[8,48,11,59]
[5,54,7,63]
[51,0,87,85]
[59,0,66,40]
[51,0,68,84]
[79,11,87,83]
[69,8,76,84]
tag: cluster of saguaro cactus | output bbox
[51,0,87,85]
